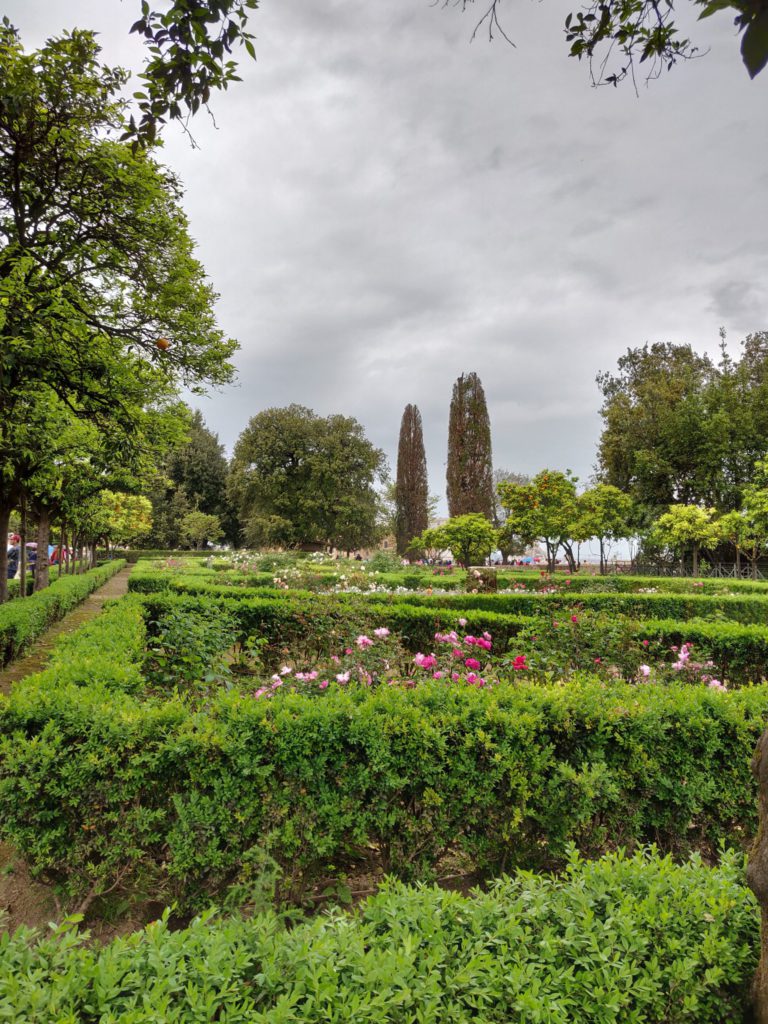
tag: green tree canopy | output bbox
[415,514,498,568]
[498,469,580,572]
[395,404,429,558]
[597,335,768,521]
[229,405,388,551]
[651,503,722,575]
[0,28,237,591]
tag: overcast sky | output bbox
[7,0,768,522]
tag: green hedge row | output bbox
[0,559,127,668]
[135,587,768,683]
[364,589,768,625]
[1,589,766,908]
[103,549,212,563]
[129,568,768,625]
[0,849,757,1024]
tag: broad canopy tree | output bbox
[0,28,237,595]
[229,405,388,552]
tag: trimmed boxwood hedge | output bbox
[1,589,766,909]
[0,848,757,1024]
[0,559,126,668]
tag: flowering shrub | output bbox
[252,622,500,698]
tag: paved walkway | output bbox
[0,566,133,696]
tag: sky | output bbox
[6,0,768,526]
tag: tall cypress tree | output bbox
[395,404,429,556]
[446,372,494,520]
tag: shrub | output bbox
[0,848,757,1023]
[0,559,126,667]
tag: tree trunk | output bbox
[599,537,605,576]
[747,728,768,1023]
[19,501,27,598]
[0,504,11,603]
[692,542,699,577]
[736,546,742,575]
[34,505,51,591]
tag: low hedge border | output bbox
[0,849,757,1024]
[128,568,768,625]
[1,587,767,909]
[0,559,127,668]
[136,588,768,683]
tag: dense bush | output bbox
[1,605,766,909]
[0,559,126,667]
[133,586,768,683]
[0,849,757,1024]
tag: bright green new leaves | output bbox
[180,510,224,549]
[415,512,498,567]
[652,504,722,574]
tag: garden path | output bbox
[0,565,132,697]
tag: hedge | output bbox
[0,849,757,1023]
[0,559,127,668]
[1,589,766,909]
[134,588,768,683]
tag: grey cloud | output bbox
[7,0,768,515]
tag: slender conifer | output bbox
[395,404,429,556]
[446,372,494,520]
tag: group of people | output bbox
[5,534,67,579]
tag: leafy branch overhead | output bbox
[113,0,768,145]
[125,0,259,146]
[460,0,768,82]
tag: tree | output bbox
[446,372,495,521]
[180,510,224,549]
[108,0,767,149]
[0,29,237,591]
[229,405,388,551]
[395,405,430,558]
[462,0,768,83]
[498,469,580,572]
[414,514,498,568]
[577,484,635,574]
[597,336,768,522]
[651,504,722,575]
[146,409,237,547]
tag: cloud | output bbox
[6,0,768,514]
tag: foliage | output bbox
[0,560,126,667]
[415,513,498,568]
[395,404,429,557]
[499,468,580,571]
[179,510,224,549]
[597,336,768,519]
[0,849,757,1022]
[2,614,767,907]
[446,372,495,520]
[465,0,768,83]
[144,606,236,692]
[229,405,387,551]
[577,483,635,572]
[652,504,722,574]
[125,1,259,146]
[0,27,237,593]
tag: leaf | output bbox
[741,10,768,78]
